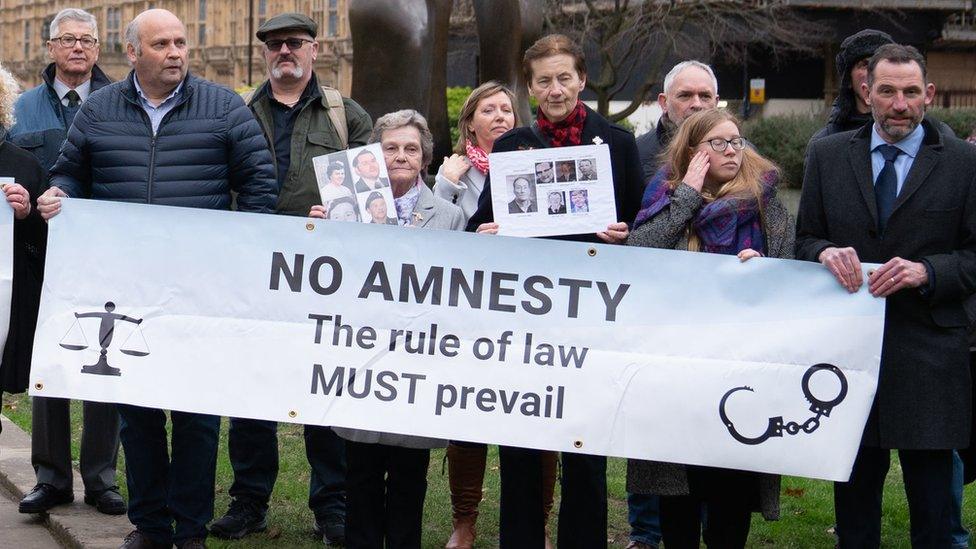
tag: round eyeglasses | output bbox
[51,34,98,49]
[700,137,746,152]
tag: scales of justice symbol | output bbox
[58,302,150,376]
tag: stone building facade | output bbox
[0,0,352,93]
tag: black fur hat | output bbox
[832,29,894,123]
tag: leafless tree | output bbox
[546,0,827,122]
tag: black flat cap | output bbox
[256,13,318,41]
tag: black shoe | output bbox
[209,499,267,539]
[18,483,73,513]
[85,487,127,515]
[313,515,345,546]
[119,529,172,549]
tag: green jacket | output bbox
[248,77,373,216]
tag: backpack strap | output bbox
[320,86,348,149]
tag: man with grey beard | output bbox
[210,13,372,546]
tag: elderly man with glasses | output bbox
[9,8,112,172]
[8,7,122,517]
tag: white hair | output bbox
[662,60,718,96]
[0,63,20,129]
[50,8,98,39]
[124,17,141,56]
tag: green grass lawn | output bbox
[3,392,974,548]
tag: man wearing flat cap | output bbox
[208,13,372,547]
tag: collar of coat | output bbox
[848,115,944,151]
[249,73,323,109]
[119,70,194,107]
[40,62,112,101]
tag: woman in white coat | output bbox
[433,81,518,223]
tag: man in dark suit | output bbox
[796,44,976,548]
[352,149,389,192]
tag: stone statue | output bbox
[350,0,543,168]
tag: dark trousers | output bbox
[31,396,120,493]
[834,447,952,549]
[498,446,607,549]
[118,404,219,545]
[345,440,430,549]
[227,418,346,519]
[659,466,757,549]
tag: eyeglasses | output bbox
[700,137,746,152]
[265,38,314,52]
[51,34,98,49]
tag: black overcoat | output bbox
[0,129,48,393]
[796,118,976,449]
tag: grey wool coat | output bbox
[334,182,464,449]
[796,118,976,450]
[624,175,793,521]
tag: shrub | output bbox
[743,114,824,189]
[928,108,976,139]
[446,86,473,148]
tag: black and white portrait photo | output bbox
[547,191,567,215]
[507,175,538,213]
[577,157,598,181]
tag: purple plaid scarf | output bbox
[633,165,779,255]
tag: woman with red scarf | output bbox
[466,34,645,549]
[435,81,559,549]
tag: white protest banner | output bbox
[0,185,13,357]
[312,143,396,224]
[489,144,616,237]
[31,199,884,481]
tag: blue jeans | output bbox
[227,418,346,520]
[951,450,970,549]
[627,492,663,546]
[118,405,220,545]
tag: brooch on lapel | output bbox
[592,136,604,145]
[412,212,424,224]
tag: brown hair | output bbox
[867,43,927,87]
[522,34,586,83]
[454,81,519,154]
[663,109,779,251]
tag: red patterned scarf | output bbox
[536,101,587,147]
[464,139,490,175]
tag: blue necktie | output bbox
[874,144,901,233]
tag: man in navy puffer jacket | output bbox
[37,8,276,549]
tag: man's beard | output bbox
[272,62,304,80]
[878,114,921,141]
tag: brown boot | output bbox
[445,444,487,549]
[541,451,558,549]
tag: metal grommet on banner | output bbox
[288,410,298,418]
[587,248,597,257]
[305,223,315,231]
[34,382,43,391]
[573,440,583,448]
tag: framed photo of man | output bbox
[488,144,615,237]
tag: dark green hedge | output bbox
[929,108,976,139]
[742,115,824,189]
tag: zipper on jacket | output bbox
[147,135,157,204]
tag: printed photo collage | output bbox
[312,143,398,225]
[505,156,601,217]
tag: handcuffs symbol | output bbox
[718,363,848,445]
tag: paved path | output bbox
[0,414,132,548]
[0,483,62,548]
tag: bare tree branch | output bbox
[545,0,830,121]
